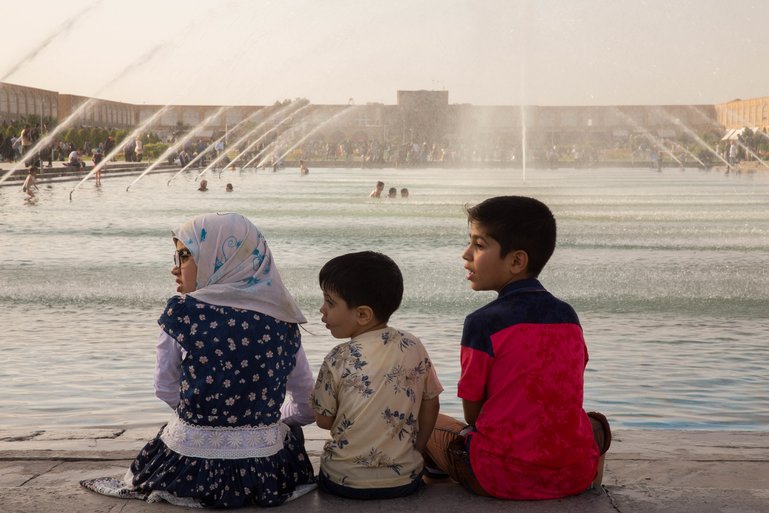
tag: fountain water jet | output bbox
[69,106,173,199]
[518,3,528,182]
[661,111,732,169]
[611,108,687,166]
[267,106,360,167]
[164,111,270,186]
[520,104,527,181]
[249,106,359,170]
[0,43,172,187]
[2,4,236,186]
[198,102,312,177]
[687,106,769,172]
[733,138,769,171]
[191,101,311,181]
[1,1,104,82]
[219,102,313,171]
[0,97,99,186]
[167,101,306,184]
[127,105,233,191]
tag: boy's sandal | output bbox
[587,411,612,455]
[423,466,450,479]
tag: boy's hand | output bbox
[314,412,335,430]
[462,399,484,426]
[415,396,440,454]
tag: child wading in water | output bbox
[369,181,385,198]
[22,164,39,198]
[81,213,316,508]
[311,251,443,499]
[425,196,611,499]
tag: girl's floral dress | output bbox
[107,296,313,508]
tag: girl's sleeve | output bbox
[154,329,185,409]
[280,345,316,426]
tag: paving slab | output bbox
[0,427,767,513]
[0,459,613,513]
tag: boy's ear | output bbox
[509,249,529,275]
[354,305,375,326]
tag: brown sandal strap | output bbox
[587,411,612,454]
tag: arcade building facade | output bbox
[2,80,764,154]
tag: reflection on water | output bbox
[1,166,768,430]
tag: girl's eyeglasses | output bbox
[174,249,192,268]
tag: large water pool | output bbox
[1,165,768,430]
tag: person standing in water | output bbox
[135,136,144,162]
[93,145,105,185]
[299,159,309,175]
[369,181,385,198]
[22,164,39,198]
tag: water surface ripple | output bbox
[1,166,768,430]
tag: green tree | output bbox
[738,127,755,154]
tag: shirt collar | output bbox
[351,326,392,344]
[498,278,544,298]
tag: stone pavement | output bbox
[0,425,767,513]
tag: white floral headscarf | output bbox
[173,212,306,324]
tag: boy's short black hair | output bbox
[319,251,403,323]
[466,196,556,277]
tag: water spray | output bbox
[269,105,359,166]
[127,106,233,191]
[666,115,732,169]
[69,106,172,200]
[612,108,686,166]
[1,1,105,82]
[691,106,769,172]
[196,101,312,179]
[225,102,311,168]
[2,4,234,187]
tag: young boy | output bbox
[311,251,443,499]
[22,164,39,198]
[369,181,385,198]
[425,196,611,499]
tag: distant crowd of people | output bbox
[292,139,517,166]
[0,124,129,170]
[4,117,753,173]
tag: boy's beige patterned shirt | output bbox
[311,326,443,489]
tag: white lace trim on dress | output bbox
[160,415,289,459]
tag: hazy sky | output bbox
[3,0,768,107]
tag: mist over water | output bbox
[1,166,768,430]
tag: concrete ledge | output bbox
[0,427,767,512]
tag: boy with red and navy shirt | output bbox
[425,195,610,499]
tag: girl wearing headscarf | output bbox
[82,213,315,508]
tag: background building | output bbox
[3,80,761,163]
